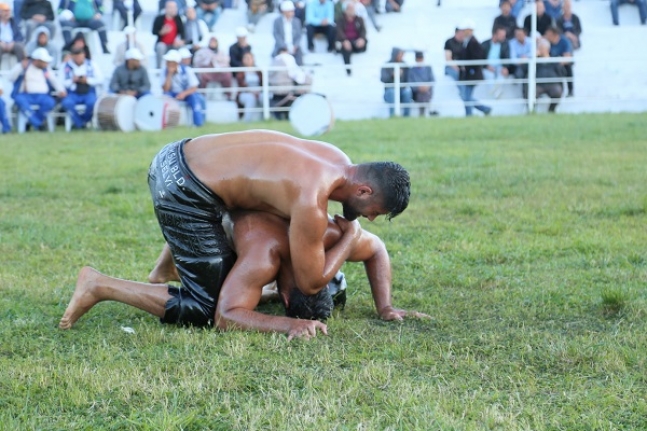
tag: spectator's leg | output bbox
[84,19,110,53]
[637,0,647,24]
[13,0,23,26]
[510,0,524,18]
[12,41,25,61]
[462,85,475,116]
[13,94,42,127]
[340,41,352,75]
[133,0,143,24]
[325,25,336,51]
[82,92,97,124]
[61,93,84,128]
[114,0,128,27]
[239,92,257,122]
[546,83,562,112]
[401,86,412,117]
[184,93,206,126]
[383,87,395,117]
[155,42,169,68]
[0,98,10,133]
[60,20,75,46]
[610,0,620,25]
[365,4,380,30]
[306,24,315,51]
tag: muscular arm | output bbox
[289,206,359,295]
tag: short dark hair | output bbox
[358,162,410,220]
[545,26,560,35]
[285,287,334,321]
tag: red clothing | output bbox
[344,19,359,41]
[160,17,178,46]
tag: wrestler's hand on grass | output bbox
[286,319,328,341]
[379,306,431,322]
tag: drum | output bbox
[289,93,334,137]
[95,95,137,132]
[134,95,181,131]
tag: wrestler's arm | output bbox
[289,204,360,295]
[347,229,430,321]
[214,250,327,340]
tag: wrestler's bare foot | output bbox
[147,261,179,284]
[59,266,103,329]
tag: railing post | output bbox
[262,67,270,121]
[528,3,537,113]
[394,63,401,117]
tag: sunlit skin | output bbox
[173,130,396,295]
[60,212,429,340]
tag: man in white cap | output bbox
[161,49,205,126]
[9,47,66,131]
[272,0,303,65]
[113,25,148,66]
[456,18,491,117]
[109,47,151,98]
[228,26,251,75]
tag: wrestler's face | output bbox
[342,196,386,222]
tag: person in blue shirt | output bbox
[161,49,205,126]
[544,26,573,96]
[407,51,437,116]
[305,0,335,52]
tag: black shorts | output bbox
[148,139,236,327]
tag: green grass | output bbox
[1,114,647,430]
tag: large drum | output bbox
[289,93,334,136]
[95,94,137,132]
[135,95,181,131]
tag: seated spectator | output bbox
[157,0,192,15]
[557,0,581,49]
[21,0,56,41]
[305,0,335,53]
[0,2,26,62]
[524,0,553,35]
[184,6,208,53]
[0,77,11,133]
[524,38,563,113]
[10,47,66,130]
[236,51,262,122]
[229,26,252,77]
[543,25,573,96]
[109,47,150,98]
[335,2,367,76]
[153,0,185,68]
[610,0,646,25]
[61,31,91,62]
[113,25,148,67]
[293,0,306,26]
[505,0,524,19]
[58,0,110,54]
[493,0,517,40]
[161,49,205,127]
[195,0,220,30]
[509,25,531,81]
[113,0,141,29]
[385,0,403,13]
[24,26,59,69]
[268,45,311,119]
[481,25,510,98]
[408,51,436,116]
[193,35,233,98]
[246,0,269,33]
[61,46,102,129]
[543,0,563,20]
[380,47,412,117]
[458,19,491,117]
[273,0,304,65]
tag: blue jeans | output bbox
[462,85,491,117]
[0,98,11,133]
[610,0,647,24]
[384,86,412,117]
[445,65,464,98]
[510,0,525,18]
[166,92,206,126]
[13,93,56,127]
[197,5,221,29]
[62,91,97,128]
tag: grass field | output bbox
[1,113,646,430]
